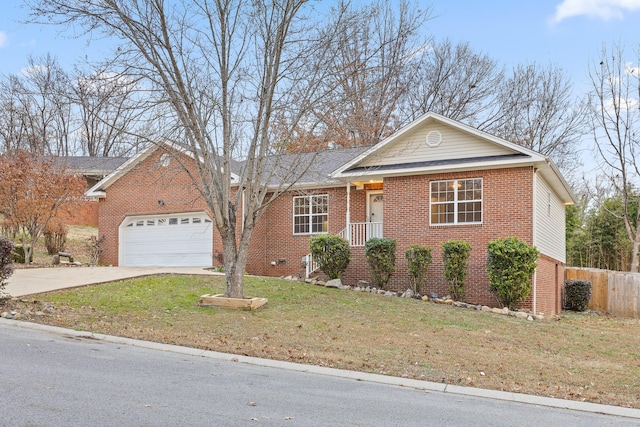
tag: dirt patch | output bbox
[12,225,97,268]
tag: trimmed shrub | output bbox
[44,218,69,255]
[365,237,396,289]
[0,236,14,291]
[309,234,351,280]
[564,279,592,311]
[13,245,32,264]
[405,244,432,294]
[487,237,539,310]
[442,240,472,300]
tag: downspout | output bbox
[532,169,538,315]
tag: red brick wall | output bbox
[98,148,222,266]
[343,167,536,309]
[246,186,366,277]
[535,253,564,316]
[57,199,99,227]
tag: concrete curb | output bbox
[2,317,639,420]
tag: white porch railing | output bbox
[339,222,383,247]
[302,253,320,278]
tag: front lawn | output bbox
[4,274,640,409]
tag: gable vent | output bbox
[426,130,442,147]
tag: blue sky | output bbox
[1,0,639,88]
[1,0,639,176]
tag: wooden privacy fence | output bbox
[565,267,640,317]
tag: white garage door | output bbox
[120,213,213,267]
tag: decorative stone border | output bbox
[280,276,543,321]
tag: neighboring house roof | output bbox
[330,112,575,204]
[51,156,129,176]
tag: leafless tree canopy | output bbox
[586,43,640,272]
[0,54,147,157]
[482,63,585,173]
[408,39,502,125]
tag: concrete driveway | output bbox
[3,266,223,297]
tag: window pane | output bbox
[294,216,309,234]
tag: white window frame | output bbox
[293,194,328,235]
[430,178,483,226]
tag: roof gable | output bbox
[332,112,546,178]
[330,112,574,204]
[86,141,241,197]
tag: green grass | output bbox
[8,273,640,409]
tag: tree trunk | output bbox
[221,225,254,299]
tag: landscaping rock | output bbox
[421,295,429,301]
[0,312,8,318]
[358,280,369,288]
[35,311,45,316]
[444,299,454,305]
[430,292,438,299]
[491,308,503,314]
[401,289,414,298]
[515,312,528,319]
[527,315,534,321]
[481,306,491,312]
[378,289,386,295]
[502,307,509,315]
[384,291,395,297]
[325,279,343,289]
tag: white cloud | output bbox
[551,0,640,23]
[0,31,8,48]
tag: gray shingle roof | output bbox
[251,146,371,186]
[51,156,129,175]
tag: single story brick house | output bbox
[87,112,575,315]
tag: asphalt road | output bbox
[1,322,638,427]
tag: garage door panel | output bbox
[120,213,213,267]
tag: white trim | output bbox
[331,112,547,178]
[346,183,351,232]
[429,178,483,226]
[85,140,240,198]
[292,194,329,235]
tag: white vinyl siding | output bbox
[357,122,516,168]
[430,178,482,225]
[534,173,566,262]
[293,195,328,234]
[120,212,213,266]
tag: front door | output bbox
[368,192,383,239]
[369,193,383,223]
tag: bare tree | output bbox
[0,54,73,155]
[408,39,502,125]
[0,75,30,154]
[481,63,585,174]
[27,0,356,298]
[303,0,430,148]
[71,64,147,156]
[587,43,640,272]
